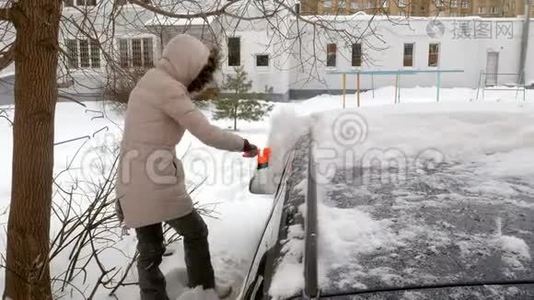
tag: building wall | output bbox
[302,0,531,17]
[216,15,292,97]
[3,0,531,103]
[279,16,534,96]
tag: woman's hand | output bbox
[243,139,258,157]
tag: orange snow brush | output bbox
[257,147,271,169]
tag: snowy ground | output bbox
[0,86,533,299]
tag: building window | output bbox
[118,38,154,68]
[403,43,414,67]
[451,0,459,7]
[119,39,129,68]
[90,39,100,68]
[79,40,90,68]
[66,39,100,69]
[115,0,150,5]
[64,0,96,7]
[351,43,362,67]
[256,54,269,67]
[132,39,142,67]
[326,43,337,67]
[228,37,240,66]
[323,0,333,8]
[66,39,79,69]
[428,43,439,67]
[143,38,153,67]
[461,0,469,8]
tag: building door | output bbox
[485,52,499,86]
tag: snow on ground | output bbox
[0,100,273,299]
[0,85,532,298]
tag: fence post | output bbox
[475,71,483,101]
[342,73,346,109]
[394,73,399,104]
[371,73,375,98]
[397,74,401,104]
[357,72,361,107]
[436,71,441,103]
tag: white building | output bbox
[2,0,533,102]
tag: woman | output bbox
[116,34,258,300]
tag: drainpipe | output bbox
[519,0,531,84]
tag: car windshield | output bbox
[311,103,534,296]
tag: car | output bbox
[238,105,534,300]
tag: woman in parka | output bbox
[116,34,258,300]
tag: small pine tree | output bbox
[214,66,273,131]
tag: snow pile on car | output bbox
[266,100,534,297]
[310,101,534,294]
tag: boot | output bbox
[214,283,232,299]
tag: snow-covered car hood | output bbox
[268,102,534,299]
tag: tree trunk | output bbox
[4,0,61,298]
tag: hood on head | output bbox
[156,34,210,87]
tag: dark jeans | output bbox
[135,210,215,300]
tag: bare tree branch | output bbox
[128,0,238,19]
[0,44,14,72]
[0,8,11,22]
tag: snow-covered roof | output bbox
[299,13,528,23]
[144,15,215,27]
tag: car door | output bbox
[238,151,294,300]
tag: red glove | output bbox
[243,139,258,157]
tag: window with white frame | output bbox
[461,0,469,9]
[428,43,439,67]
[66,39,100,69]
[115,0,150,5]
[118,38,154,68]
[64,0,96,7]
[326,43,337,67]
[256,54,269,67]
[451,0,459,8]
[403,43,414,67]
[351,43,362,67]
[323,0,333,8]
[228,37,241,67]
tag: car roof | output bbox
[267,103,534,299]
